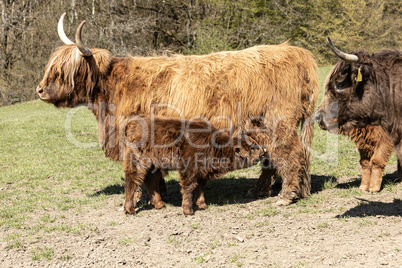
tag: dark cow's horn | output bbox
[326,37,359,63]
[58,13,74,45]
[75,20,92,57]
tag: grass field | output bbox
[0,66,400,265]
[0,66,397,227]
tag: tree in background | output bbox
[296,0,400,63]
[0,0,400,106]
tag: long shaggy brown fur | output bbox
[37,38,319,205]
[123,115,263,215]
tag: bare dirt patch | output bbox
[1,166,401,268]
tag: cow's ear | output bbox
[355,67,363,83]
[354,65,371,98]
[357,64,371,83]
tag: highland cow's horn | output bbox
[75,20,92,57]
[326,37,359,63]
[58,13,74,45]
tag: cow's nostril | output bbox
[315,111,322,123]
[36,87,44,94]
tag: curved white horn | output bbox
[75,20,92,57]
[58,12,74,45]
[326,37,359,63]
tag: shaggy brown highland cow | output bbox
[36,13,319,206]
[123,115,264,215]
[344,126,393,192]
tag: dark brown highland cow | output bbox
[316,37,401,183]
[320,59,394,192]
[37,13,319,206]
[123,115,264,215]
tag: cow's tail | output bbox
[298,56,319,199]
[299,114,314,197]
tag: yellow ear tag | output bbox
[357,68,362,82]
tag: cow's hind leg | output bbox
[274,134,310,205]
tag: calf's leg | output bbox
[123,154,149,214]
[193,179,208,210]
[143,168,165,209]
[179,174,198,215]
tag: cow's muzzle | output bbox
[36,86,44,95]
[315,111,327,130]
[36,86,48,101]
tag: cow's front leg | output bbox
[359,158,372,191]
[357,127,393,192]
[249,160,276,198]
[369,139,392,192]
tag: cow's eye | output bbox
[334,76,353,92]
[334,82,345,91]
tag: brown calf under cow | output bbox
[123,116,264,215]
[37,13,319,206]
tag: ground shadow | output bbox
[333,170,401,218]
[145,177,260,209]
[88,170,400,215]
[89,176,266,211]
[337,197,402,218]
[310,174,337,194]
[89,173,335,208]
[122,177,263,214]
[89,179,125,197]
[135,174,339,213]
